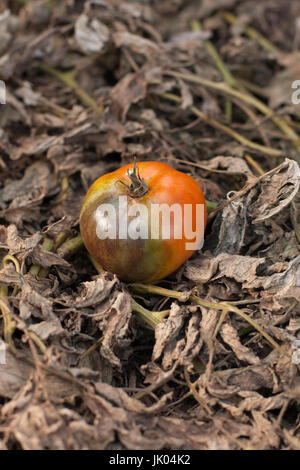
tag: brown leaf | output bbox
[152,302,188,365]
[9,123,93,160]
[69,273,118,309]
[0,224,42,254]
[250,255,300,309]
[98,291,133,369]
[110,65,161,121]
[28,319,64,341]
[185,252,265,285]
[113,31,159,59]
[0,189,45,227]
[220,322,260,365]
[75,14,110,55]
[0,349,32,399]
[28,246,71,269]
[267,51,300,116]
[177,78,193,109]
[0,161,57,208]
[250,159,300,223]
[205,364,276,399]
[205,159,300,255]
[20,281,55,321]
[200,155,253,176]
[0,351,75,400]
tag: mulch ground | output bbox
[0,0,299,450]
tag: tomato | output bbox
[80,161,207,282]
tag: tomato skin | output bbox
[80,161,207,282]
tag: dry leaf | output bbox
[220,322,260,365]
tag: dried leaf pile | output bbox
[0,0,300,450]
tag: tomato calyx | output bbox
[117,161,149,198]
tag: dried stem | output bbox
[223,12,280,56]
[190,19,265,173]
[166,70,300,158]
[191,19,235,121]
[161,91,283,157]
[130,283,285,355]
[40,65,103,115]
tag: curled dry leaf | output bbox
[200,155,254,176]
[28,319,64,341]
[0,224,42,253]
[221,390,292,425]
[0,351,76,401]
[8,123,93,161]
[185,252,265,285]
[0,189,45,227]
[59,273,134,369]
[69,273,118,309]
[110,65,161,121]
[0,262,22,287]
[28,246,71,269]
[152,302,187,363]
[220,322,260,365]
[214,192,249,255]
[267,51,300,117]
[186,252,300,309]
[250,159,300,223]
[204,364,276,399]
[0,161,57,208]
[207,159,300,255]
[258,255,300,309]
[75,14,110,55]
[98,291,133,369]
[152,303,206,371]
[113,31,160,59]
[141,361,177,389]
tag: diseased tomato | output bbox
[80,161,207,282]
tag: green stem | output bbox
[57,235,84,258]
[223,12,280,56]
[206,200,218,212]
[191,19,236,87]
[131,298,169,329]
[191,17,237,125]
[29,238,54,277]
